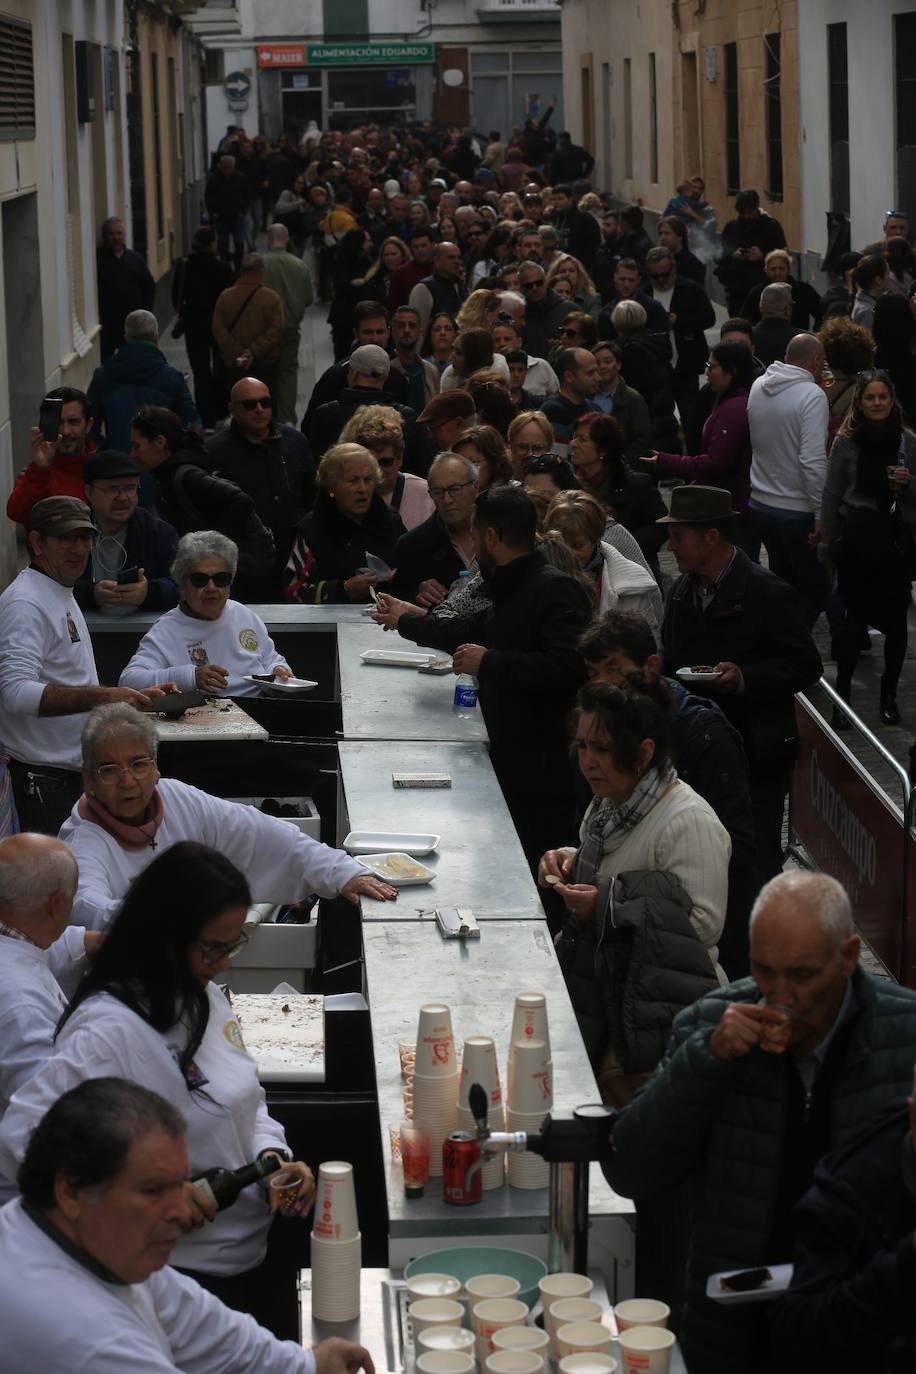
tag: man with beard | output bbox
[7,390,97,531]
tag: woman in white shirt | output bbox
[0,842,311,1339]
[119,531,291,698]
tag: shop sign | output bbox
[305,41,435,66]
[257,44,306,68]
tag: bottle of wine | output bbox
[191,1154,281,1211]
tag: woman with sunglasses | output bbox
[822,369,916,725]
[0,841,318,1339]
[119,530,291,697]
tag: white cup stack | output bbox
[413,1003,459,1178]
[472,1297,529,1364]
[506,1037,551,1189]
[457,1035,506,1190]
[508,993,551,1064]
[310,1160,361,1322]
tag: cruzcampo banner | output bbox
[305,42,436,66]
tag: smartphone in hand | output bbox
[117,567,141,585]
[38,396,64,444]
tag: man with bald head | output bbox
[205,376,316,598]
[747,330,831,628]
[607,870,916,1374]
[262,223,314,423]
[0,834,96,1118]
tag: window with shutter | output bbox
[0,16,36,142]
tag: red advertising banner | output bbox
[257,44,306,68]
[789,697,906,981]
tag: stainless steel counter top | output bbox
[85,603,370,633]
[338,742,540,922]
[362,920,633,1238]
[338,623,489,744]
[154,699,268,742]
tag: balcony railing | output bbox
[476,0,561,17]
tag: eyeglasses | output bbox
[238,397,272,411]
[429,479,475,500]
[94,756,156,786]
[512,442,549,456]
[193,930,250,966]
[89,481,139,496]
[186,571,233,588]
[648,270,672,280]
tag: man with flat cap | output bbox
[0,496,163,834]
[417,389,476,453]
[75,450,179,616]
[659,485,822,910]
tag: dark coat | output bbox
[286,490,404,604]
[648,278,716,377]
[205,421,316,568]
[204,168,249,222]
[592,242,621,303]
[521,290,577,360]
[715,212,787,312]
[551,207,601,269]
[617,331,679,451]
[308,387,418,461]
[390,513,466,603]
[752,316,799,367]
[773,1099,916,1372]
[87,344,200,453]
[173,251,234,340]
[740,275,823,328]
[96,245,155,361]
[549,143,595,183]
[73,506,179,613]
[598,289,670,340]
[673,247,707,286]
[301,360,409,432]
[398,551,591,864]
[557,868,719,1073]
[660,547,823,775]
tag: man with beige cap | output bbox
[0,496,162,833]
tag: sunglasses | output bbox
[186,571,233,588]
[521,279,543,291]
[238,397,272,411]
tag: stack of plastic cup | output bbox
[544,1299,604,1359]
[506,1037,551,1189]
[471,1298,529,1363]
[410,1298,466,1343]
[508,993,551,1064]
[310,1160,361,1321]
[491,1327,550,1362]
[413,1004,459,1178]
[457,1036,505,1189]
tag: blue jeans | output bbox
[749,506,832,629]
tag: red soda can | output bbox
[442,1131,482,1205]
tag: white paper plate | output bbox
[360,649,449,669]
[706,1264,793,1305]
[676,667,724,685]
[344,831,440,856]
[246,675,318,695]
[356,852,436,885]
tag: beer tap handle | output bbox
[469,1081,489,1135]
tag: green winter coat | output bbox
[604,967,916,1374]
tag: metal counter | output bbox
[362,921,635,1291]
[338,742,541,923]
[338,622,489,744]
[84,603,371,634]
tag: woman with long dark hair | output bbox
[823,369,916,724]
[0,842,314,1338]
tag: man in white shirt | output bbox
[0,1076,375,1374]
[0,833,94,1120]
[0,497,160,834]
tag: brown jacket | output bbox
[212,280,283,367]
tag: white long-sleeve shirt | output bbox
[748,363,829,516]
[0,1199,316,1374]
[0,928,88,1119]
[118,600,290,697]
[0,568,98,769]
[0,983,289,1271]
[59,777,363,931]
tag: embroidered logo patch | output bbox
[187,641,209,667]
[224,1018,246,1052]
[239,628,259,652]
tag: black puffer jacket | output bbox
[617,331,679,451]
[285,490,404,604]
[556,868,718,1074]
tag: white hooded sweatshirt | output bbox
[594,541,663,639]
[747,362,828,516]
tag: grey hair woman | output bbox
[119,530,292,697]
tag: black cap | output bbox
[83,450,143,484]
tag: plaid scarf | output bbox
[573,761,677,885]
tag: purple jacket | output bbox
[654,388,751,512]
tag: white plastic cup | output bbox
[417,1327,478,1359]
[407,1273,464,1302]
[311,1230,361,1322]
[312,1160,358,1241]
[466,1274,522,1312]
[616,1326,675,1374]
[492,1327,550,1358]
[484,1352,544,1374]
[509,993,551,1059]
[506,1145,550,1190]
[613,1300,670,1333]
[545,1298,604,1339]
[472,1297,529,1359]
[506,1039,552,1114]
[554,1322,613,1361]
[459,1035,503,1113]
[410,1298,466,1339]
[412,1072,459,1177]
[416,1003,457,1076]
[537,1273,594,1307]
[417,1354,476,1374]
[558,1356,618,1374]
[457,1104,506,1190]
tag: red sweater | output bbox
[6,445,96,529]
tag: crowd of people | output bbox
[3,117,916,1372]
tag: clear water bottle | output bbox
[453,673,479,717]
[447,568,471,599]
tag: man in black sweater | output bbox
[550,185,600,271]
[390,453,479,605]
[96,218,155,362]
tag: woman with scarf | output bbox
[538,679,730,1108]
[822,370,916,725]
